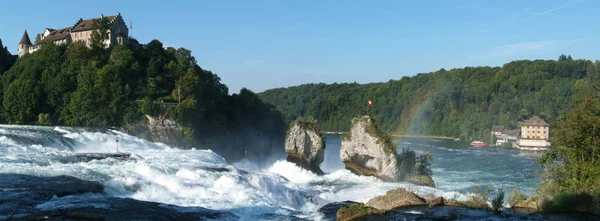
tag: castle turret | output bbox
[18,30,33,58]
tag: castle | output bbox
[18,13,129,57]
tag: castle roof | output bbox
[19,30,32,45]
[522,116,549,127]
[71,14,117,32]
[40,27,71,43]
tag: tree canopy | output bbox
[535,75,600,212]
[259,57,598,142]
[0,37,285,164]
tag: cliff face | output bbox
[127,115,184,147]
[340,116,399,181]
[284,120,325,175]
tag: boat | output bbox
[470,141,486,147]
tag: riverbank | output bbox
[322,131,457,140]
[390,134,457,140]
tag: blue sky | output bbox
[1,0,599,93]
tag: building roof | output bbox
[40,27,71,43]
[522,116,549,127]
[19,30,32,45]
[491,125,504,132]
[71,15,116,32]
[503,129,521,136]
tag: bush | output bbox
[37,113,51,126]
[415,153,433,177]
[460,185,493,210]
[140,97,160,116]
[491,188,505,212]
[500,142,513,148]
[397,148,416,179]
[541,193,593,213]
[508,187,527,208]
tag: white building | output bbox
[516,116,550,150]
[18,13,129,58]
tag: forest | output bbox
[0,32,285,165]
[259,55,598,142]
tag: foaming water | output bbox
[0,126,542,220]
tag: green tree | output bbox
[34,34,42,44]
[2,79,38,124]
[0,39,16,75]
[90,16,111,50]
[538,96,600,194]
[0,36,286,165]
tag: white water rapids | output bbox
[0,125,471,220]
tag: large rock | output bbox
[127,115,184,147]
[336,203,386,221]
[512,196,539,210]
[420,194,444,208]
[146,115,183,143]
[365,188,427,210]
[340,116,399,181]
[285,119,325,175]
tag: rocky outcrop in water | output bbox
[336,203,385,221]
[366,188,427,210]
[285,119,325,175]
[365,188,444,210]
[0,174,238,221]
[332,187,599,221]
[340,116,399,181]
[126,115,184,147]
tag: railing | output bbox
[134,100,179,107]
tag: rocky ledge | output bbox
[126,115,184,147]
[285,118,325,175]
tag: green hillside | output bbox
[0,37,285,164]
[259,56,598,141]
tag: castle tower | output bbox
[18,30,33,58]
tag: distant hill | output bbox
[259,56,598,141]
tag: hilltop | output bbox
[259,56,597,141]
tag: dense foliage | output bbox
[537,79,600,212]
[0,37,285,164]
[260,56,598,141]
[0,40,15,76]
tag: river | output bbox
[0,126,595,220]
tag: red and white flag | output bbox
[368,99,373,106]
